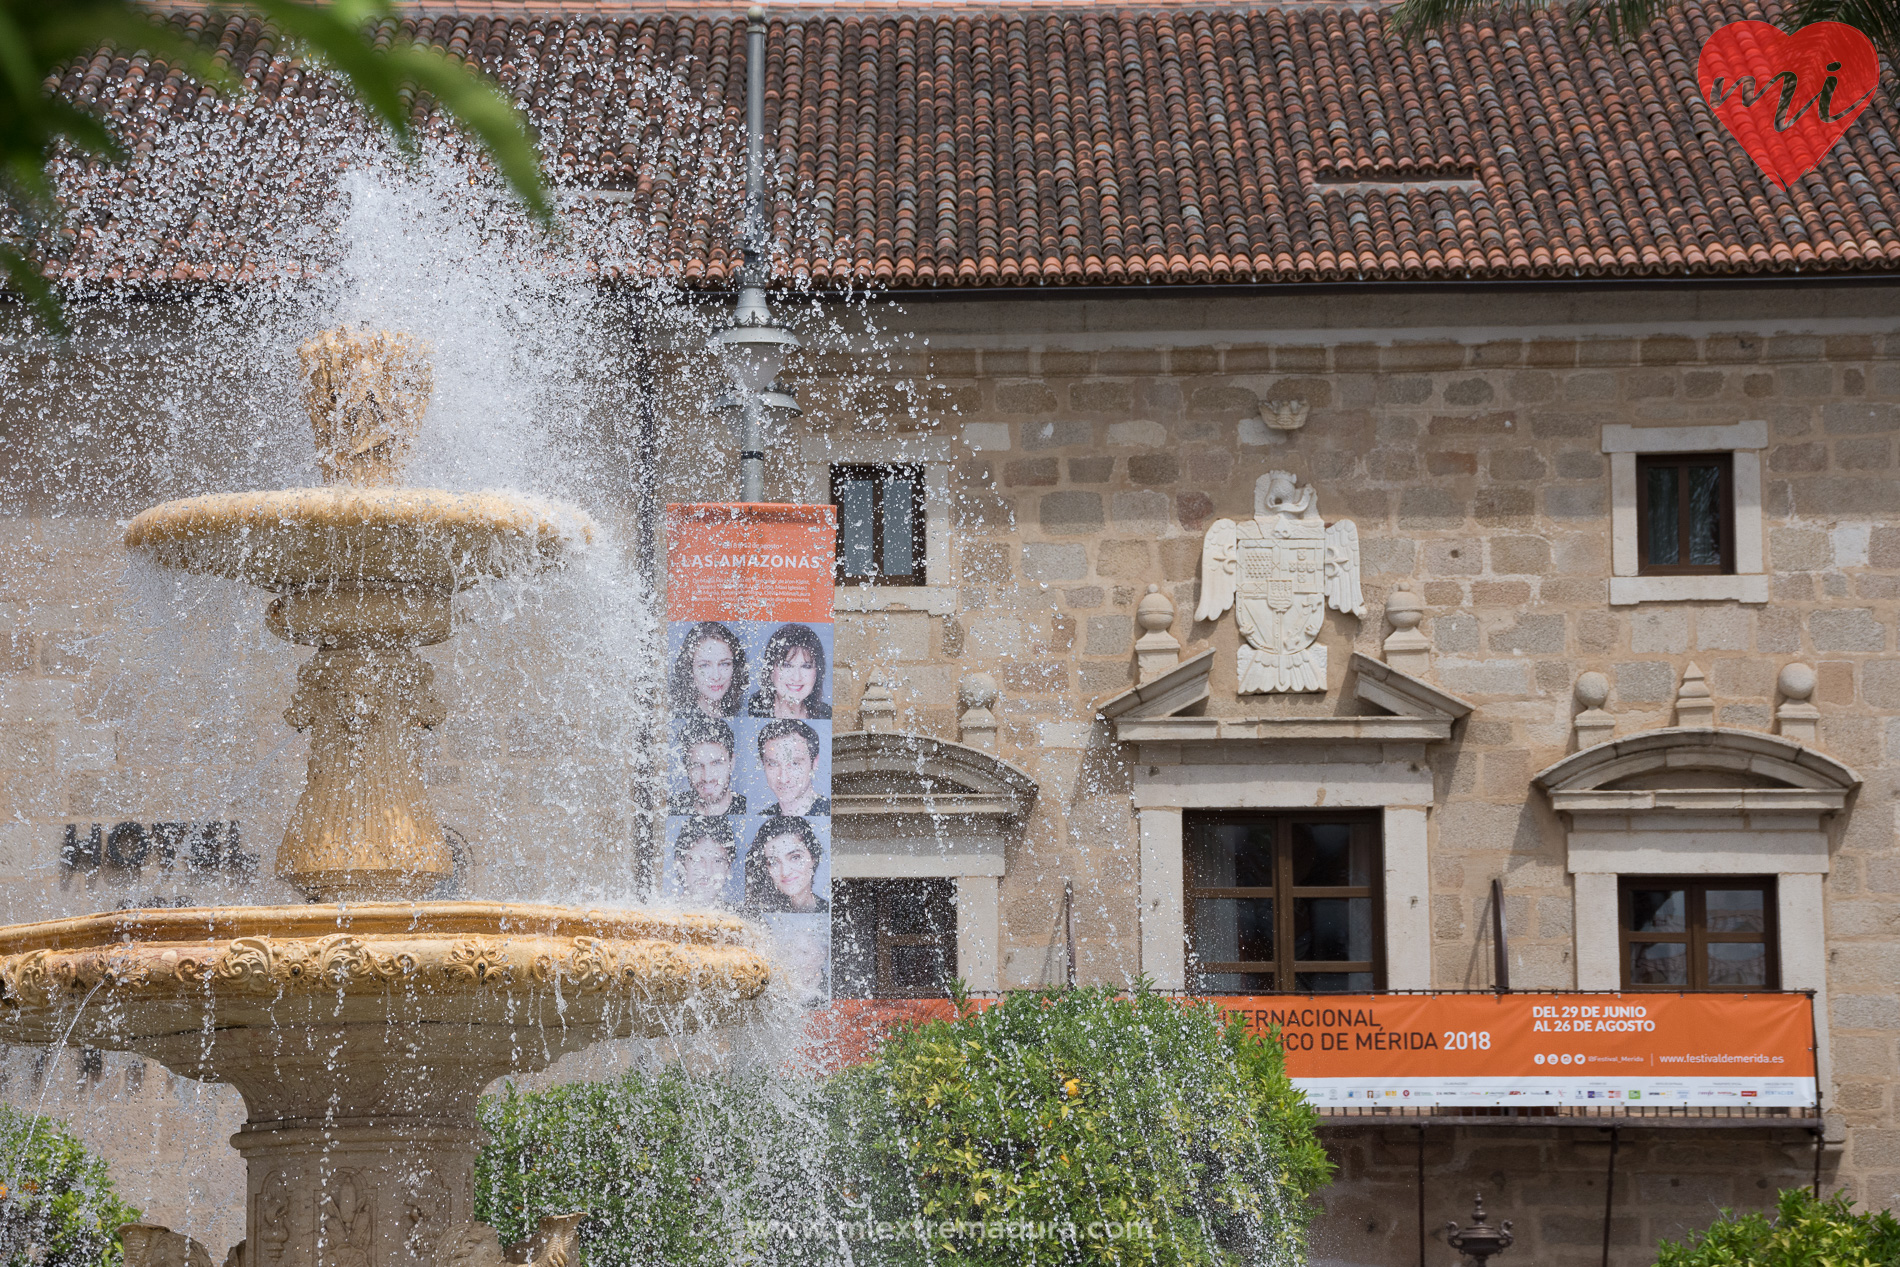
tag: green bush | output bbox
[477,987,1331,1267]
[475,1061,831,1267]
[0,1104,141,1267]
[1656,1189,1900,1267]
[828,984,1334,1267]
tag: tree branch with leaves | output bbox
[0,0,549,332]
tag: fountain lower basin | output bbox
[0,903,770,1267]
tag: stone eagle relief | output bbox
[1194,471,1366,694]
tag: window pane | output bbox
[1293,896,1373,963]
[1197,971,1275,992]
[1291,822,1372,886]
[1190,897,1275,964]
[1705,888,1765,934]
[880,478,918,577]
[1629,941,1689,985]
[832,881,877,997]
[1294,971,1375,993]
[1629,889,1686,933]
[838,479,877,576]
[1189,822,1274,888]
[1687,464,1723,565]
[1645,465,1680,565]
[887,943,953,994]
[1706,942,1769,987]
[884,878,955,937]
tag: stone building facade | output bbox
[773,281,1899,1266]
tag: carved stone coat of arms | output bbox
[1194,471,1366,694]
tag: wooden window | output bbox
[1184,812,1382,992]
[831,464,926,586]
[1636,453,1733,575]
[834,878,957,998]
[1619,877,1778,990]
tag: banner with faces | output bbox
[663,504,836,1001]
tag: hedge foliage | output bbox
[0,1104,140,1267]
[477,984,1333,1267]
[1656,1189,1900,1267]
[476,1061,825,1267]
[830,985,1333,1267]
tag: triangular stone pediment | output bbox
[1093,650,1471,745]
[1348,653,1473,723]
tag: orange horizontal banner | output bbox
[1211,992,1816,1108]
[798,994,1816,1108]
[665,503,837,624]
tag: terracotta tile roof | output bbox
[44,3,1900,286]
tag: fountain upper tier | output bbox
[123,326,593,601]
[123,485,593,596]
[118,326,598,901]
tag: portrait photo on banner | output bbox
[661,814,742,910]
[667,618,755,720]
[739,814,831,915]
[761,913,831,1001]
[746,716,831,818]
[744,621,835,720]
[667,712,758,817]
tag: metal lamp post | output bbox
[714,4,798,503]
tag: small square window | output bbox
[1636,453,1733,575]
[834,878,957,998]
[831,464,926,586]
[1618,877,1778,990]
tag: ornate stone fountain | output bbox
[0,328,770,1267]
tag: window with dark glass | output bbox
[1184,812,1382,992]
[1619,877,1778,990]
[834,878,957,997]
[831,464,926,586]
[1637,453,1733,575]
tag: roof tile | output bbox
[43,3,1900,285]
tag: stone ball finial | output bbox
[1137,584,1175,634]
[1778,662,1817,702]
[1575,671,1610,709]
[958,671,999,711]
[1384,585,1425,632]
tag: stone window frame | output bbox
[801,437,955,615]
[1102,652,1475,993]
[829,731,1040,994]
[1534,728,1859,1122]
[1604,420,1767,605]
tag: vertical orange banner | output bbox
[664,503,837,1001]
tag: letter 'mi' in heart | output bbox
[1698,21,1879,187]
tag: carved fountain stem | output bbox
[272,329,453,901]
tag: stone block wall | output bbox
[1317,1126,1820,1267]
[784,285,1900,1249]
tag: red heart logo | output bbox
[1698,21,1880,187]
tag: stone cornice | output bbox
[1348,652,1474,722]
[1111,715,1456,744]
